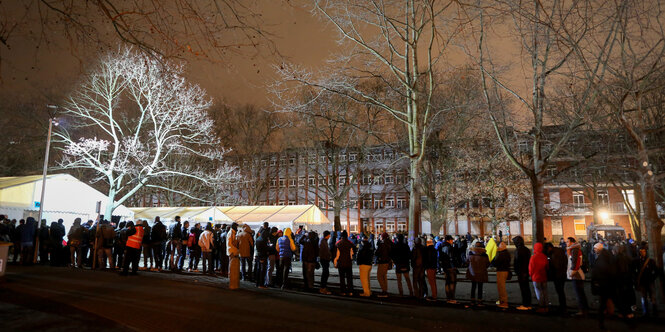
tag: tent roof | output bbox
[0,174,64,190]
[129,206,233,222]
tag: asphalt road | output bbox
[0,265,662,332]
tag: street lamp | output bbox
[37,105,59,225]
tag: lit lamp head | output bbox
[599,210,610,222]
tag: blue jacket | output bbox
[278,235,293,258]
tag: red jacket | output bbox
[529,242,549,282]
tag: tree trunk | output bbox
[408,157,422,247]
[104,187,116,222]
[334,207,342,232]
[530,175,545,244]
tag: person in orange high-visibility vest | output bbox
[121,220,144,276]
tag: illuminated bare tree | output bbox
[276,0,470,244]
[55,47,240,217]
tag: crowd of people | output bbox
[1,214,663,328]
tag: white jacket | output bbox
[199,230,214,252]
[226,228,239,257]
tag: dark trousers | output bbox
[320,259,330,289]
[303,262,316,289]
[573,279,588,312]
[21,245,34,265]
[39,243,49,264]
[412,267,426,298]
[471,281,484,300]
[113,245,124,269]
[51,244,63,266]
[518,279,532,306]
[255,258,267,287]
[279,257,292,288]
[152,242,164,269]
[241,257,252,280]
[188,248,200,270]
[220,254,229,276]
[445,268,457,300]
[12,242,21,263]
[122,247,140,274]
[202,251,213,274]
[338,266,354,293]
[553,278,567,310]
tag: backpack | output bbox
[187,233,196,248]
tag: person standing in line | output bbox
[199,223,215,275]
[591,242,615,329]
[411,237,427,300]
[299,230,319,291]
[529,242,549,313]
[424,237,438,301]
[67,218,84,268]
[141,219,153,270]
[96,219,115,269]
[20,218,37,265]
[151,217,167,271]
[440,235,458,303]
[635,242,658,317]
[168,216,183,272]
[177,221,190,271]
[226,222,240,290]
[38,219,51,265]
[334,230,355,296]
[614,244,635,319]
[219,224,229,277]
[545,242,568,314]
[513,236,532,311]
[466,241,489,306]
[566,237,588,317]
[276,227,295,290]
[391,233,413,297]
[374,232,392,298]
[265,226,278,287]
[120,220,144,276]
[50,219,66,266]
[254,228,270,289]
[492,241,511,308]
[318,230,332,295]
[357,234,374,297]
[237,224,254,281]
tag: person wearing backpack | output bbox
[187,223,202,272]
[96,219,115,269]
[168,216,183,272]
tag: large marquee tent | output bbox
[129,204,332,232]
[0,174,134,231]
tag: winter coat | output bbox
[548,247,568,280]
[424,244,438,270]
[198,230,214,252]
[374,240,392,264]
[97,223,115,249]
[492,248,511,272]
[49,222,65,246]
[390,241,411,272]
[485,238,497,262]
[168,222,182,240]
[20,218,37,245]
[635,255,658,289]
[591,249,615,293]
[567,242,585,280]
[319,237,332,261]
[226,228,239,257]
[277,228,295,259]
[528,242,549,283]
[335,237,354,269]
[237,224,254,258]
[357,240,374,265]
[439,242,454,270]
[255,229,270,260]
[151,221,167,243]
[513,236,531,281]
[299,232,319,263]
[466,247,490,283]
[411,243,425,269]
[67,220,83,242]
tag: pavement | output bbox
[0,263,663,332]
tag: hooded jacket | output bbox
[374,237,392,264]
[513,236,531,281]
[237,224,254,258]
[199,229,214,252]
[226,227,239,257]
[299,231,319,263]
[255,229,270,260]
[67,219,83,242]
[492,243,511,272]
[529,242,549,283]
[390,237,411,271]
[466,246,490,282]
[357,240,374,265]
[319,236,332,261]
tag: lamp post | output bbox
[37,106,59,225]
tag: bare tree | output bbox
[474,0,626,243]
[54,47,240,217]
[276,0,471,244]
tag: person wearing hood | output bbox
[485,237,497,262]
[50,219,66,266]
[513,235,532,310]
[265,226,278,287]
[237,224,254,281]
[391,233,413,297]
[466,241,489,306]
[276,227,296,290]
[545,242,568,314]
[227,222,240,290]
[254,228,270,288]
[121,220,144,276]
[357,234,374,297]
[375,232,392,298]
[168,216,183,272]
[411,237,427,299]
[566,237,588,316]
[591,242,615,329]
[529,242,549,313]
[492,241,511,308]
[38,219,51,265]
[299,230,319,291]
[199,223,215,275]
[334,230,355,296]
[67,218,84,268]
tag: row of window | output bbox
[239,150,401,168]
[257,195,409,210]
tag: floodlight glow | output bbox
[599,210,610,221]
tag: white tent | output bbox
[0,174,133,231]
[130,206,233,226]
[128,204,332,232]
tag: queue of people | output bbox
[1,213,663,327]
